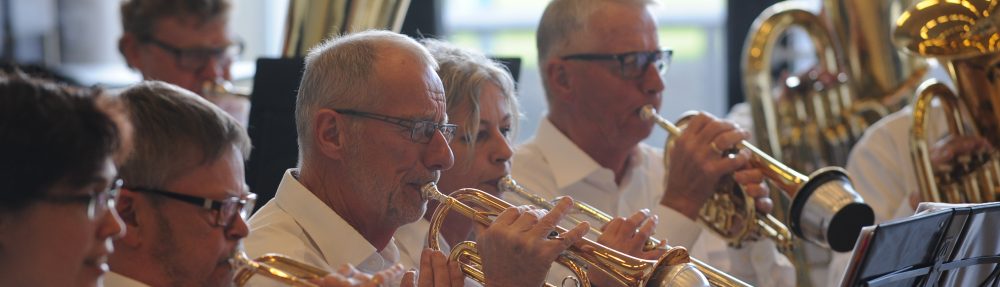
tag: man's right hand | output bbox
[662,112,753,219]
[310,263,405,287]
[929,134,993,173]
[592,209,666,287]
[400,248,464,287]
[476,197,590,287]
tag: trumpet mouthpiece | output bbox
[497,175,517,193]
[421,182,443,201]
[640,105,658,121]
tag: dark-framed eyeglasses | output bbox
[561,49,673,79]
[141,37,244,72]
[42,178,123,220]
[125,186,256,228]
[335,109,458,144]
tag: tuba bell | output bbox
[893,0,1000,204]
[498,176,753,287]
[421,182,715,287]
[640,105,874,253]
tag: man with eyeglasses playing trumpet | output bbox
[118,0,249,126]
[104,81,408,287]
[244,30,590,287]
[508,0,795,286]
[103,81,252,287]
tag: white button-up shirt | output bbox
[244,169,402,287]
[828,105,950,286]
[509,118,795,287]
[102,272,151,287]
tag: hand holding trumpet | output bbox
[660,111,773,220]
[476,197,589,287]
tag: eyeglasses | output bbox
[125,186,256,228]
[42,178,123,220]
[335,109,458,144]
[561,49,673,79]
[142,37,244,72]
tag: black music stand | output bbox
[245,56,522,209]
[840,202,1000,286]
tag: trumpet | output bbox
[497,176,752,287]
[421,182,713,287]
[665,114,794,252]
[640,105,874,252]
[232,249,330,287]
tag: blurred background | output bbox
[0,0,786,146]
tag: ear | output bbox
[545,58,574,103]
[114,189,143,248]
[119,33,141,70]
[314,109,347,160]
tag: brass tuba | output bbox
[742,0,927,173]
[497,176,753,287]
[640,105,874,253]
[742,1,925,284]
[894,0,1000,204]
[421,182,715,287]
[232,248,331,287]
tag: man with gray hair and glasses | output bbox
[508,0,796,286]
[105,81,416,287]
[245,30,590,287]
[118,0,249,125]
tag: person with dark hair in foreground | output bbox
[0,73,127,287]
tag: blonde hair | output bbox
[422,39,520,169]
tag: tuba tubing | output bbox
[421,182,715,287]
[498,176,752,287]
[640,105,874,252]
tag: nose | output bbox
[424,130,456,171]
[640,61,665,96]
[97,208,126,240]
[197,56,229,83]
[226,216,251,240]
[490,131,514,167]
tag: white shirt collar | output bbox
[102,271,151,287]
[532,117,647,190]
[273,169,378,267]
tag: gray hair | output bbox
[118,81,251,188]
[421,39,520,169]
[536,0,657,92]
[295,30,437,161]
[120,0,230,41]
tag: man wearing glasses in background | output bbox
[506,0,795,286]
[105,81,254,287]
[117,0,249,125]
